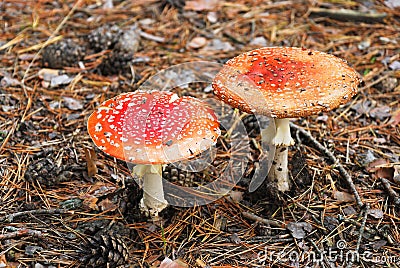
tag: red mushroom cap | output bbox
[212,47,361,118]
[87,90,220,164]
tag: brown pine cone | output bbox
[97,26,140,75]
[81,234,129,268]
[41,38,86,69]
[87,24,122,52]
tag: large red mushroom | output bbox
[87,90,220,218]
[212,47,360,192]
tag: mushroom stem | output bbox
[133,164,168,219]
[272,118,294,146]
[264,118,294,192]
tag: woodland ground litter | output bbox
[0,0,400,267]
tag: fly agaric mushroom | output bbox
[87,90,220,218]
[212,47,360,192]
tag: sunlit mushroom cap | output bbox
[212,47,361,118]
[87,90,220,164]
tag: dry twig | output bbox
[346,205,369,268]
[0,228,42,240]
[242,211,284,228]
[309,7,387,23]
[0,208,70,223]
[380,178,400,206]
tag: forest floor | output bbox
[0,0,400,267]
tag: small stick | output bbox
[242,211,284,228]
[380,178,400,206]
[309,7,387,23]
[0,208,70,223]
[338,216,374,235]
[0,228,42,240]
[290,122,364,208]
[346,205,369,268]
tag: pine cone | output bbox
[42,39,86,69]
[98,49,134,75]
[25,158,62,186]
[24,149,75,187]
[97,26,140,75]
[87,24,122,52]
[114,26,140,54]
[81,234,129,268]
[163,165,195,187]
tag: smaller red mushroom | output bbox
[212,47,360,192]
[87,90,220,218]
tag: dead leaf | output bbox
[63,96,84,110]
[202,39,234,51]
[38,68,62,81]
[229,190,243,202]
[393,165,400,184]
[372,240,387,250]
[50,74,73,88]
[207,11,218,23]
[286,222,312,239]
[333,190,356,203]
[342,206,357,216]
[366,158,387,171]
[187,36,207,49]
[184,0,218,11]
[376,166,395,180]
[372,137,387,144]
[0,75,20,87]
[360,150,377,166]
[369,105,391,120]
[351,99,375,116]
[390,108,400,125]
[385,0,400,8]
[230,233,241,244]
[367,159,394,180]
[84,147,98,177]
[323,216,339,231]
[0,254,7,268]
[368,208,384,219]
[195,259,207,267]
[249,36,268,46]
[358,39,371,50]
[98,198,118,212]
[82,195,99,210]
[158,257,188,268]
[389,60,400,70]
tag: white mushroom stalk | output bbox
[133,165,167,218]
[262,118,294,192]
